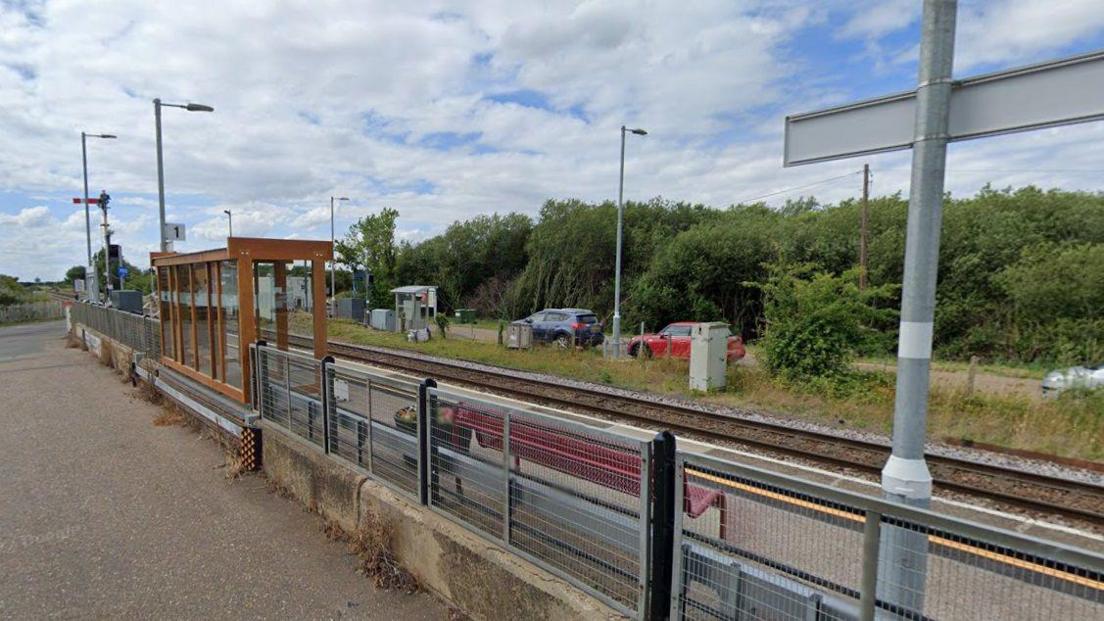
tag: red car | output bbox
[627,322,746,361]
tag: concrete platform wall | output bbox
[261,421,620,621]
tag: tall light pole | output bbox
[611,126,647,358]
[81,132,116,304]
[223,209,232,238]
[154,98,214,252]
[330,196,349,312]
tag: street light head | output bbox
[99,134,117,139]
[223,209,231,216]
[337,197,350,201]
[630,128,648,136]
[185,103,214,112]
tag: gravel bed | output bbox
[345,341,1104,488]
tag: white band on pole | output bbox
[898,321,933,360]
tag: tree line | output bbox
[331,185,1104,365]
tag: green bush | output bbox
[755,263,896,383]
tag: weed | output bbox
[153,405,186,427]
[98,338,114,369]
[351,508,419,593]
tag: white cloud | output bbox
[0,1,1102,281]
[0,206,51,227]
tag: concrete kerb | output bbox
[260,422,622,621]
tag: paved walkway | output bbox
[0,321,444,619]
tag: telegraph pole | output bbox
[859,163,870,289]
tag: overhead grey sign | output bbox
[784,50,1104,166]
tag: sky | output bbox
[2,0,1104,281]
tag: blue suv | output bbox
[515,308,604,348]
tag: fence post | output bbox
[320,355,335,454]
[417,378,437,506]
[252,340,268,413]
[859,510,883,621]
[647,431,677,620]
[502,412,512,545]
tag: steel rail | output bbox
[290,334,1104,523]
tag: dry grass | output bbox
[98,338,114,369]
[153,404,186,427]
[709,366,1104,461]
[222,449,247,480]
[321,319,1104,461]
[350,508,419,592]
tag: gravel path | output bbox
[0,321,444,620]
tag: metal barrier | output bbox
[324,362,422,499]
[671,452,1104,621]
[81,330,1102,621]
[254,345,326,449]
[69,302,160,358]
[426,385,652,616]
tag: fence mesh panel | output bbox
[675,460,861,620]
[255,346,324,448]
[70,303,161,359]
[326,363,421,497]
[427,387,647,615]
[673,454,1104,621]
[877,514,1104,621]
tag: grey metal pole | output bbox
[612,126,626,358]
[100,191,111,298]
[879,0,957,613]
[81,133,97,304]
[228,212,232,237]
[154,98,167,252]
[330,196,335,313]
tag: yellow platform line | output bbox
[686,468,1103,592]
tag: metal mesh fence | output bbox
[427,386,649,615]
[876,513,1104,621]
[672,453,1104,621]
[255,345,325,449]
[325,363,421,498]
[62,315,1104,621]
[70,303,161,359]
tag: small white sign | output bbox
[73,279,85,292]
[163,222,186,241]
[334,379,349,402]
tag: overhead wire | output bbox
[733,170,863,205]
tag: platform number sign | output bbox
[163,222,186,242]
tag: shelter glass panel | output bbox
[220,260,241,389]
[176,264,193,366]
[194,264,212,376]
[158,267,174,360]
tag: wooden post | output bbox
[311,256,328,359]
[274,262,289,351]
[237,254,255,404]
[966,355,979,396]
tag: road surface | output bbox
[0,321,445,619]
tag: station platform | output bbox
[0,321,443,619]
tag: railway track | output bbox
[291,334,1104,524]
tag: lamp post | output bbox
[611,125,647,358]
[223,209,232,238]
[330,196,349,313]
[154,98,214,252]
[81,132,116,303]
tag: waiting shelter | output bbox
[151,237,333,404]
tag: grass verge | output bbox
[320,318,1103,461]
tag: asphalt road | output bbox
[0,321,445,620]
